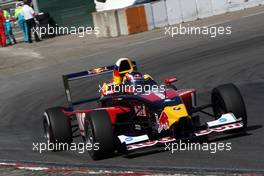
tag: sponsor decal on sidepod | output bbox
[157,112,170,133]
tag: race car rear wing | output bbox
[62,61,137,110]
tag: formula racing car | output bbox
[42,58,247,160]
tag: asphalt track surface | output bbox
[0,12,264,174]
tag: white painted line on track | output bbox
[17,166,49,171]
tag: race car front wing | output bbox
[120,113,244,151]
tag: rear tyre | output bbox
[84,110,115,160]
[211,83,247,130]
[43,107,72,147]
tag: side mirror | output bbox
[164,75,177,85]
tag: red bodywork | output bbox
[177,89,197,110]
[63,106,131,125]
[140,89,196,111]
[62,89,196,125]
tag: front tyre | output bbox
[211,83,247,130]
[43,107,72,146]
[84,110,115,160]
[172,117,193,139]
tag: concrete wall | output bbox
[92,0,263,38]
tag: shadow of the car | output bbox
[123,148,166,159]
[245,125,263,132]
[121,125,262,159]
[209,125,262,142]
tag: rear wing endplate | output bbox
[62,61,137,110]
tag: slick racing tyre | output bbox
[43,107,72,147]
[211,83,247,130]
[172,117,193,139]
[84,110,115,160]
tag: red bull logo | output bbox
[88,67,108,74]
[157,112,170,133]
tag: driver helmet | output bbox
[113,58,134,85]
